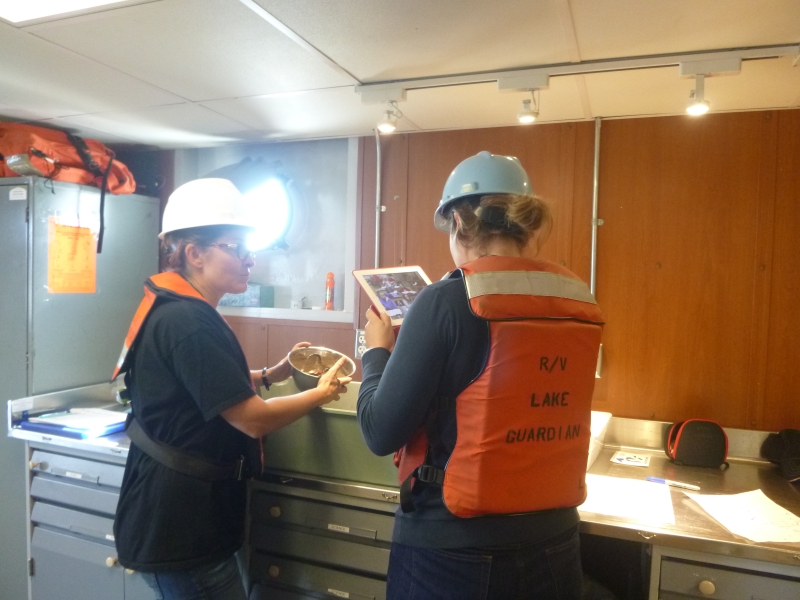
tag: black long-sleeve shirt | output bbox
[357,268,578,548]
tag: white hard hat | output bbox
[159,178,254,239]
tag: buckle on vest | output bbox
[235,456,246,481]
[416,465,444,485]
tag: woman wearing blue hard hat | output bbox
[358,152,604,599]
[112,178,352,600]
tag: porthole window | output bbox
[244,178,292,251]
[204,157,294,251]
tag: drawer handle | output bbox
[125,569,135,575]
[105,557,118,568]
[698,580,715,596]
[382,493,398,501]
[269,505,282,518]
[268,565,280,578]
[637,531,656,540]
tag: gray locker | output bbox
[2,177,159,599]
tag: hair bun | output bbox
[478,205,508,228]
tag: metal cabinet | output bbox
[27,445,157,600]
[247,478,397,600]
[649,546,800,600]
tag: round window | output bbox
[244,178,292,251]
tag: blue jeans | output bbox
[387,525,582,600]
[140,555,247,600]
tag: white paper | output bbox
[686,489,800,543]
[579,474,675,525]
[29,407,127,429]
[610,451,651,467]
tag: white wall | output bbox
[174,138,357,313]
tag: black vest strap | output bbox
[126,416,246,481]
[399,465,445,513]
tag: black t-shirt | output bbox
[113,294,258,572]
[358,272,578,548]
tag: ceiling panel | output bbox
[52,103,261,147]
[200,87,392,140]
[401,76,587,130]
[36,119,139,145]
[255,0,573,82]
[584,57,800,118]
[570,0,800,61]
[25,0,354,102]
[0,20,182,120]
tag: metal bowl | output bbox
[287,346,356,391]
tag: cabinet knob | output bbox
[698,580,716,595]
[29,461,39,470]
[268,565,280,578]
[105,557,117,568]
[125,569,135,575]
[269,505,282,518]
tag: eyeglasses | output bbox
[208,243,254,260]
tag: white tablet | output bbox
[353,266,432,326]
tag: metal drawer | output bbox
[249,583,314,600]
[31,475,119,516]
[250,522,390,577]
[251,490,395,543]
[31,501,115,543]
[251,552,386,600]
[32,525,116,562]
[660,557,800,599]
[30,450,125,487]
[31,527,121,600]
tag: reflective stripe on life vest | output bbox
[398,256,604,518]
[111,272,207,381]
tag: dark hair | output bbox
[450,193,552,255]
[161,225,245,274]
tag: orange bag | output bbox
[0,122,135,194]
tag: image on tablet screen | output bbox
[362,272,428,320]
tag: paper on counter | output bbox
[685,489,800,544]
[579,474,675,525]
[610,451,651,467]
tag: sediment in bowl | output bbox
[287,346,356,391]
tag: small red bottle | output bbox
[324,272,335,310]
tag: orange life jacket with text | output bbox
[397,256,604,518]
[112,272,207,381]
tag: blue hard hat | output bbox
[433,151,532,232]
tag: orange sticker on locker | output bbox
[47,216,97,294]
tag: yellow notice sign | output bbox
[47,216,97,294]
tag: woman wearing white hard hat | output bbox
[112,178,351,600]
[358,152,604,599]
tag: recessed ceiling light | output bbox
[0,1,135,24]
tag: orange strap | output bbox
[111,272,207,381]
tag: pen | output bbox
[646,476,700,491]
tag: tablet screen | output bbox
[353,267,432,326]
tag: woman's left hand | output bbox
[365,308,395,352]
[269,341,311,382]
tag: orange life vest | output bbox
[112,272,207,381]
[397,256,604,518]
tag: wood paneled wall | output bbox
[357,110,800,431]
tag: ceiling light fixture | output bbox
[517,90,540,124]
[377,101,403,134]
[686,74,711,116]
